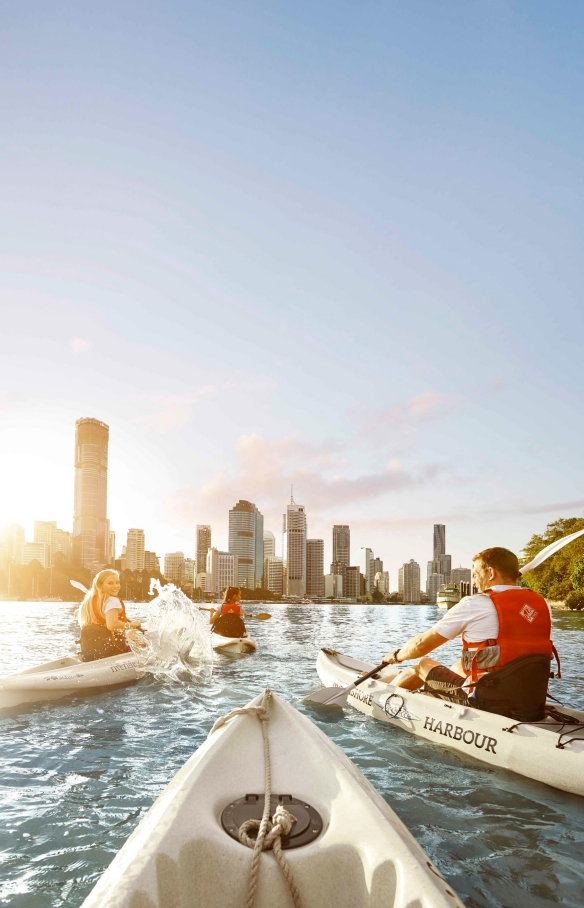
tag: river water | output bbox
[0,601,583,908]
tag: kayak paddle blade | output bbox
[520,527,584,574]
[303,685,353,708]
[250,613,271,620]
[70,580,88,593]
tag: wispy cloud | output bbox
[348,391,460,447]
[133,385,216,432]
[71,338,91,355]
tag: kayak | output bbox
[80,690,465,908]
[316,649,584,798]
[211,632,257,654]
[0,652,140,711]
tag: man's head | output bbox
[472,547,520,591]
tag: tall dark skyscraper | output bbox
[228,500,264,588]
[433,524,446,558]
[73,417,109,567]
[196,525,212,574]
[306,539,324,597]
[332,525,350,566]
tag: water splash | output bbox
[128,580,213,682]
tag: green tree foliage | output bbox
[521,517,584,601]
[570,555,584,591]
[371,587,384,603]
[565,590,584,611]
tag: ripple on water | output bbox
[0,602,583,908]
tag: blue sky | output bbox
[1,1,583,581]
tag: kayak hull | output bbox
[0,652,140,711]
[80,690,465,908]
[316,649,584,798]
[211,633,257,654]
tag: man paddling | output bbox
[381,547,554,705]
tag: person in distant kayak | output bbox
[379,547,555,706]
[78,569,143,661]
[210,586,248,638]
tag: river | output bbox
[0,601,583,907]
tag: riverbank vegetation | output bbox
[521,517,584,608]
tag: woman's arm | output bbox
[209,609,218,625]
[105,609,141,632]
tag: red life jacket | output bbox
[88,595,130,627]
[462,588,557,685]
[217,601,242,617]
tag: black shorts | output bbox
[424,665,469,705]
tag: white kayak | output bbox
[316,648,584,798]
[0,652,140,711]
[80,690,465,908]
[212,632,257,654]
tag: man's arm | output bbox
[384,627,448,664]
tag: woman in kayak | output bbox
[78,569,143,661]
[209,586,248,637]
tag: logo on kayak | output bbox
[519,603,538,623]
[382,693,419,721]
[349,687,373,706]
[424,716,497,754]
[110,660,136,673]
[44,673,84,681]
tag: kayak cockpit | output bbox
[16,656,82,676]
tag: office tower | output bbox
[144,551,160,573]
[374,570,390,596]
[126,529,145,572]
[263,531,276,557]
[344,566,361,599]
[0,524,25,565]
[324,573,343,598]
[206,548,239,595]
[183,558,195,583]
[286,498,307,597]
[107,530,116,564]
[330,560,348,591]
[196,525,212,574]
[22,542,49,568]
[332,525,350,566]
[360,547,375,593]
[73,417,109,567]
[264,556,284,595]
[164,552,185,584]
[400,560,421,603]
[34,521,58,565]
[306,539,325,597]
[372,556,383,577]
[427,572,445,604]
[433,524,446,558]
[436,554,452,584]
[451,566,471,585]
[228,500,264,588]
[119,546,128,573]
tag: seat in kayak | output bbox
[79,626,131,662]
[212,612,247,638]
[471,653,552,722]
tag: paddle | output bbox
[520,528,584,574]
[303,661,389,708]
[200,607,272,620]
[70,580,88,594]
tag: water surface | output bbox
[1,602,583,908]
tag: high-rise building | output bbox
[330,560,348,591]
[400,560,421,603]
[263,531,276,557]
[306,539,324,597]
[286,498,307,597]
[436,553,452,584]
[324,573,343,598]
[164,552,185,584]
[451,566,471,585]
[332,525,350,566]
[433,524,446,558]
[144,551,160,573]
[264,556,284,595]
[228,500,264,588]
[126,529,145,572]
[360,547,375,593]
[374,571,390,596]
[0,524,25,565]
[427,572,444,604]
[344,566,361,600]
[206,548,239,595]
[184,558,195,583]
[107,530,116,564]
[22,542,49,568]
[73,417,109,567]
[34,521,57,565]
[196,525,212,574]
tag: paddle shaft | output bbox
[352,661,390,688]
[199,607,271,620]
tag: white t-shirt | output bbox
[433,585,551,644]
[103,596,123,615]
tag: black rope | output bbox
[503,705,584,749]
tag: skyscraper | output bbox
[73,417,109,567]
[228,500,264,588]
[332,525,350,566]
[360,547,375,593]
[400,560,421,603]
[206,548,239,595]
[264,556,284,595]
[433,524,446,558]
[164,552,185,584]
[427,572,444,603]
[126,528,145,572]
[286,498,307,596]
[263,531,276,557]
[0,524,25,565]
[306,539,324,597]
[196,525,212,574]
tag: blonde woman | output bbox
[78,570,143,661]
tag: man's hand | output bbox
[383,649,402,664]
[385,628,448,663]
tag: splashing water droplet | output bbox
[129,582,213,682]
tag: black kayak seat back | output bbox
[79,625,131,662]
[212,612,246,638]
[473,653,551,722]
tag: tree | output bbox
[371,587,384,603]
[570,555,584,591]
[521,517,584,601]
[565,590,584,611]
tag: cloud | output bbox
[348,391,460,447]
[133,385,216,432]
[71,338,91,355]
[165,432,442,528]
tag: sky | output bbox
[1,1,583,583]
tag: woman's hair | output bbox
[473,547,520,581]
[78,569,120,627]
[223,586,241,604]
